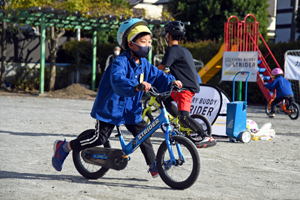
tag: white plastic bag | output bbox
[248,121,276,141]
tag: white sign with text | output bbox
[190,84,230,136]
[285,55,300,80]
[222,51,258,82]
[191,85,222,127]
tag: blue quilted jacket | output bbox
[265,76,294,98]
[90,50,175,125]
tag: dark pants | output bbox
[271,95,295,113]
[70,120,156,165]
[164,97,208,138]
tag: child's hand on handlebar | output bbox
[136,81,151,92]
[171,80,182,88]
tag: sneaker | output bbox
[148,161,172,178]
[268,113,275,118]
[148,164,159,178]
[195,137,217,148]
[52,139,69,171]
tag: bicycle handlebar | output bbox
[147,84,183,98]
[137,83,145,91]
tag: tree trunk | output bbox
[49,50,57,91]
[49,27,57,91]
[48,27,65,91]
[1,21,7,88]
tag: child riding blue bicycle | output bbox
[52,18,182,178]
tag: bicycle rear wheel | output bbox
[288,102,299,120]
[265,101,271,115]
[156,135,200,189]
[72,129,110,179]
[187,114,212,143]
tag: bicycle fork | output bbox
[161,108,185,165]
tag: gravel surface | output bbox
[0,94,299,200]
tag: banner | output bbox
[211,90,231,136]
[191,84,230,136]
[285,55,300,80]
[222,51,258,82]
[191,84,222,125]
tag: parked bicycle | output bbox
[72,85,201,189]
[265,91,299,120]
[142,95,212,143]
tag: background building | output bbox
[275,0,299,43]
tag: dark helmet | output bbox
[164,21,186,38]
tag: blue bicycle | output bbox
[72,85,201,189]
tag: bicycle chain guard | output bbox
[81,147,128,170]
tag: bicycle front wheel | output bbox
[288,102,299,120]
[72,129,110,179]
[142,109,154,124]
[156,135,200,189]
[144,96,158,113]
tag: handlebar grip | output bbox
[137,83,145,91]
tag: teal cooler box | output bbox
[226,71,252,143]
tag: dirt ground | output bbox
[0,85,300,200]
[0,84,97,99]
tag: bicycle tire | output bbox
[72,129,110,179]
[143,109,154,124]
[144,96,158,113]
[187,114,212,143]
[288,102,299,120]
[265,101,271,115]
[156,135,200,189]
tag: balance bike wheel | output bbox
[239,130,251,143]
[265,101,271,115]
[288,102,299,120]
[73,129,111,179]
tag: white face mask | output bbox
[114,51,120,56]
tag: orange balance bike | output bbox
[265,91,299,120]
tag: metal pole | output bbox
[76,29,81,83]
[91,30,97,91]
[147,24,154,64]
[290,0,299,41]
[39,15,45,94]
[76,29,81,41]
[237,81,242,101]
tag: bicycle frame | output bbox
[118,106,185,165]
[268,91,291,115]
[142,96,161,121]
[142,96,192,134]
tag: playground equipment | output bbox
[198,14,281,102]
[198,44,224,84]
[226,71,252,143]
